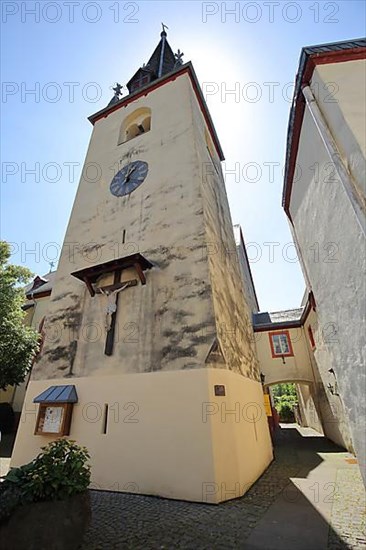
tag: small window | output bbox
[118,107,151,145]
[130,74,150,92]
[269,331,294,358]
[308,325,316,350]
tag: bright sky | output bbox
[1,1,365,311]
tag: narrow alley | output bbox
[79,424,366,549]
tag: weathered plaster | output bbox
[14,70,272,501]
[289,105,365,478]
[311,60,366,201]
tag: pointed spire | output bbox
[125,27,184,94]
[158,23,169,77]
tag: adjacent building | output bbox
[282,38,366,481]
[0,272,55,425]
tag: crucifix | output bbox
[71,253,153,356]
[96,271,137,356]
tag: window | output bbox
[308,325,316,350]
[130,74,150,92]
[269,331,294,358]
[118,107,151,145]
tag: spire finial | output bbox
[112,83,123,98]
[161,23,168,37]
[174,49,184,66]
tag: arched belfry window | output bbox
[118,107,151,145]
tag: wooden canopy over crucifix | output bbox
[71,253,153,356]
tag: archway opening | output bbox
[271,382,298,423]
[264,380,325,446]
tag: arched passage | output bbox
[264,380,323,435]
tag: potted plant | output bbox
[0,439,91,550]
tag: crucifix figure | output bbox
[97,271,137,356]
[100,283,129,332]
[71,253,152,355]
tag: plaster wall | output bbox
[30,71,262,384]
[11,369,272,503]
[303,310,351,450]
[254,327,314,386]
[233,226,258,313]
[289,106,365,476]
[296,382,323,434]
[27,296,51,332]
[207,369,273,501]
[192,100,260,380]
[311,60,366,200]
[14,71,272,500]
[32,74,217,380]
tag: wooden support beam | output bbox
[83,277,95,297]
[134,262,146,285]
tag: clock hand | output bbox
[125,165,137,182]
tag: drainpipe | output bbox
[302,85,365,236]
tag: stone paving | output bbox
[328,466,366,550]
[81,425,366,550]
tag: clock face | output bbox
[110,160,148,197]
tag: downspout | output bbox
[302,85,365,235]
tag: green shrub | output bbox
[278,403,295,422]
[0,439,90,521]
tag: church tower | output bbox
[12,30,272,503]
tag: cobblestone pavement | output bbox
[81,425,365,550]
[328,466,366,549]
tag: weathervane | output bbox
[49,261,55,271]
[161,22,168,35]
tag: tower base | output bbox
[12,369,273,503]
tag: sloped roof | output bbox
[145,34,176,77]
[126,32,177,93]
[33,385,78,403]
[253,307,305,330]
[24,270,57,298]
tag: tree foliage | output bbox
[0,241,39,390]
[272,383,298,422]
